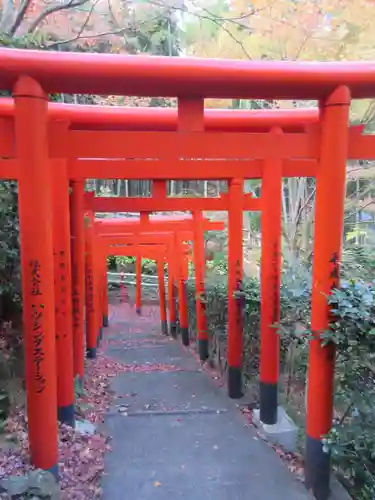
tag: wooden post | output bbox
[70,180,85,383]
[152,181,170,333]
[14,76,58,474]
[157,259,168,335]
[192,210,208,360]
[94,229,103,344]
[135,255,142,315]
[305,86,350,500]
[85,207,97,358]
[177,97,207,359]
[120,271,126,303]
[176,234,189,346]
[167,248,177,337]
[102,243,109,327]
[227,178,244,399]
[53,160,75,427]
[259,128,283,424]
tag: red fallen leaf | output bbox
[0,303,191,498]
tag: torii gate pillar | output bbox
[14,77,58,474]
[305,86,350,500]
[227,178,244,399]
[53,159,75,427]
[70,180,86,382]
[85,206,99,358]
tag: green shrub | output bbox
[324,281,375,500]
[186,251,375,499]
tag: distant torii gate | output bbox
[107,243,171,328]
[91,211,224,341]
[104,241,187,344]
[104,234,191,334]
[102,232,192,343]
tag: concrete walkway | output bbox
[101,303,311,500]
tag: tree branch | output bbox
[189,0,277,28]
[206,16,252,59]
[295,185,316,228]
[48,27,127,47]
[47,11,162,48]
[107,0,123,30]
[8,0,33,36]
[147,0,253,59]
[27,0,91,34]
[344,200,375,221]
[48,0,253,59]
[293,33,311,60]
[47,0,99,47]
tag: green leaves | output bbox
[188,253,375,499]
[321,280,375,499]
[0,181,21,318]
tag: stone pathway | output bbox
[100,303,312,500]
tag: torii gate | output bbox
[0,98,320,424]
[108,244,169,331]
[104,233,191,333]
[1,49,375,496]
[107,243,172,328]
[92,213,224,338]
[95,218,222,309]
[101,232,192,344]
[0,98,312,472]
[103,232,192,334]
[105,240,189,344]
[0,97,319,131]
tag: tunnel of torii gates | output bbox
[91,210,224,339]
[104,240,192,335]
[2,49,375,500]
[91,213,223,342]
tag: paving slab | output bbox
[101,304,312,500]
[104,331,162,343]
[106,344,198,371]
[108,370,226,413]
[103,412,310,500]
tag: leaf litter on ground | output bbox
[0,347,130,499]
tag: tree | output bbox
[0,0,93,38]
[182,0,375,264]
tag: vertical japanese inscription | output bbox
[198,281,206,312]
[72,268,80,330]
[86,266,94,313]
[56,250,67,339]
[29,260,46,394]
[30,259,42,296]
[329,252,340,291]
[271,242,280,325]
[328,252,340,340]
[235,259,244,331]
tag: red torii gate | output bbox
[107,243,172,332]
[104,240,187,344]
[0,97,319,132]
[1,48,375,498]
[94,214,223,339]
[102,232,192,343]
[66,105,320,441]
[104,232,191,323]
[85,199,212,350]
